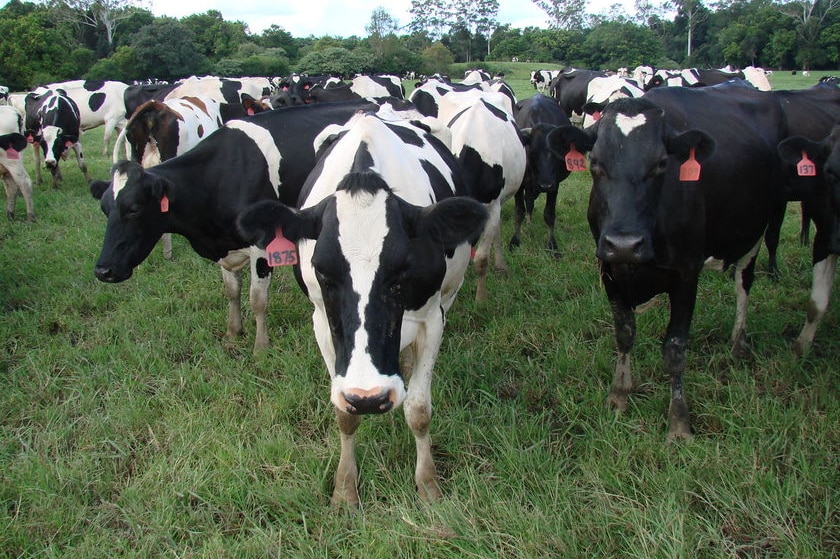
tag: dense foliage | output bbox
[0,0,837,90]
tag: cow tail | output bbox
[112,126,129,163]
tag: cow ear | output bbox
[667,129,715,162]
[519,127,533,146]
[778,136,824,167]
[89,179,111,200]
[546,124,595,159]
[409,197,488,250]
[237,199,323,249]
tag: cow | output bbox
[433,89,527,303]
[46,80,129,155]
[123,82,180,118]
[164,76,271,121]
[112,95,227,260]
[580,75,645,127]
[530,69,561,93]
[463,69,491,85]
[272,75,404,108]
[642,68,744,90]
[548,68,609,119]
[511,94,572,254]
[271,74,341,107]
[24,89,91,188]
[546,88,789,441]
[348,74,404,98]
[0,105,35,221]
[90,100,414,353]
[777,125,840,355]
[236,111,487,507]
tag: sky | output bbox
[146,0,632,38]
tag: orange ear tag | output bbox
[797,151,817,177]
[679,147,701,181]
[265,227,298,267]
[592,110,601,121]
[565,143,587,171]
[5,147,19,160]
[159,194,169,213]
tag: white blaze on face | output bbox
[111,169,130,199]
[226,120,283,196]
[41,125,62,163]
[615,113,647,137]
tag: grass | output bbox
[1,72,838,558]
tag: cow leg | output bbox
[800,202,811,246]
[794,254,837,356]
[248,249,272,351]
[543,189,559,256]
[50,164,61,189]
[219,266,244,342]
[161,233,173,260]
[69,144,91,182]
[508,185,526,249]
[403,310,443,501]
[3,167,35,222]
[473,201,501,303]
[764,199,785,281]
[730,240,761,358]
[662,280,699,442]
[605,295,636,413]
[31,144,43,186]
[332,409,362,507]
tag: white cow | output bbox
[0,105,35,221]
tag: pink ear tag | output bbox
[5,147,19,160]
[679,147,701,181]
[797,150,817,177]
[65,140,73,148]
[265,227,298,267]
[592,110,601,121]
[160,194,169,213]
[565,143,587,172]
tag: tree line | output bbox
[0,0,837,91]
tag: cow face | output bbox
[91,161,171,282]
[520,124,570,193]
[547,98,714,265]
[779,126,840,254]
[237,173,486,415]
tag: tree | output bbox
[127,17,211,81]
[582,19,665,68]
[44,0,149,54]
[181,10,249,61]
[774,0,840,69]
[531,0,587,31]
[366,7,399,58]
[672,0,710,59]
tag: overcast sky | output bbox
[146,0,633,38]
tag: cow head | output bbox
[91,161,172,282]
[237,172,487,415]
[778,125,840,254]
[520,124,571,193]
[547,97,714,265]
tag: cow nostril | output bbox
[343,388,394,415]
[601,234,649,263]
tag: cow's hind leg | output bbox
[794,254,837,356]
[70,144,92,182]
[219,266,244,343]
[248,249,272,352]
[332,410,362,507]
[730,240,761,358]
[508,185,527,249]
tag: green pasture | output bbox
[0,74,837,557]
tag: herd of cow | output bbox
[1,67,839,506]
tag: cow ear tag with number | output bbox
[159,194,169,213]
[797,150,817,177]
[565,142,587,172]
[679,147,701,181]
[266,226,299,267]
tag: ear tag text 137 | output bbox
[565,143,587,172]
[679,147,701,182]
[266,227,298,267]
[797,151,816,177]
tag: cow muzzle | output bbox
[94,265,131,283]
[337,387,397,415]
[598,233,654,264]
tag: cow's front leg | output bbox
[403,316,443,501]
[332,409,361,507]
[662,281,698,442]
[70,144,91,182]
[605,294,636,412]
[508,185,527,249]
[249,249,272,351]
[543,189,559,255]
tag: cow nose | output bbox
[341,387,395,415]
[599,234,652,263]
[94,265,119,283]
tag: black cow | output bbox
[24,89,91,188]
[90,100,396,353]
[547,88,789,441]
[548,68,608,118]
[778,125,840,355]
[511,93,573,253]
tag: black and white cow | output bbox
[46,80,129,155]
[511,93,572,253]
[580,75,645,127]
[0,105,34,221]
[549,68,609,118]
[90,100,412,353]
[546,88,789,441]
[270,74,342,107]
[24,89,91,188]
[236,111,487,507]
[407,79,484,117]
[530,69,562,93]
[434,89,526,303]
[778,125,840,355]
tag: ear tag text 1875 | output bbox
[565,143,587,172]
[797,151,816,177]
[679,147,701,182]
[266,227,298,267]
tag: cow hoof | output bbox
[508,237,520,250]
[330,488,360,509]
[417,480,442,502]
[606,391,629,412]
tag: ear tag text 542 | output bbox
[565,143,587,172]
[797,151,816,177]
[679,147,701,182]
[266,227,298,267]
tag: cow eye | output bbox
[648,156,669,178]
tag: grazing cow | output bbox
[546,88,789,440]
[113,95,227,260]
[511,94,572,253]
[46,80,129,155]
[778,125,840,355]
[434,89,527,303]
[0,105,35,221]
[271,74,340,107]
[24,89,91,188]
[549,68,609,118]
[236,111,487,506]
[90,100,410,353]
[530,69,561,93]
